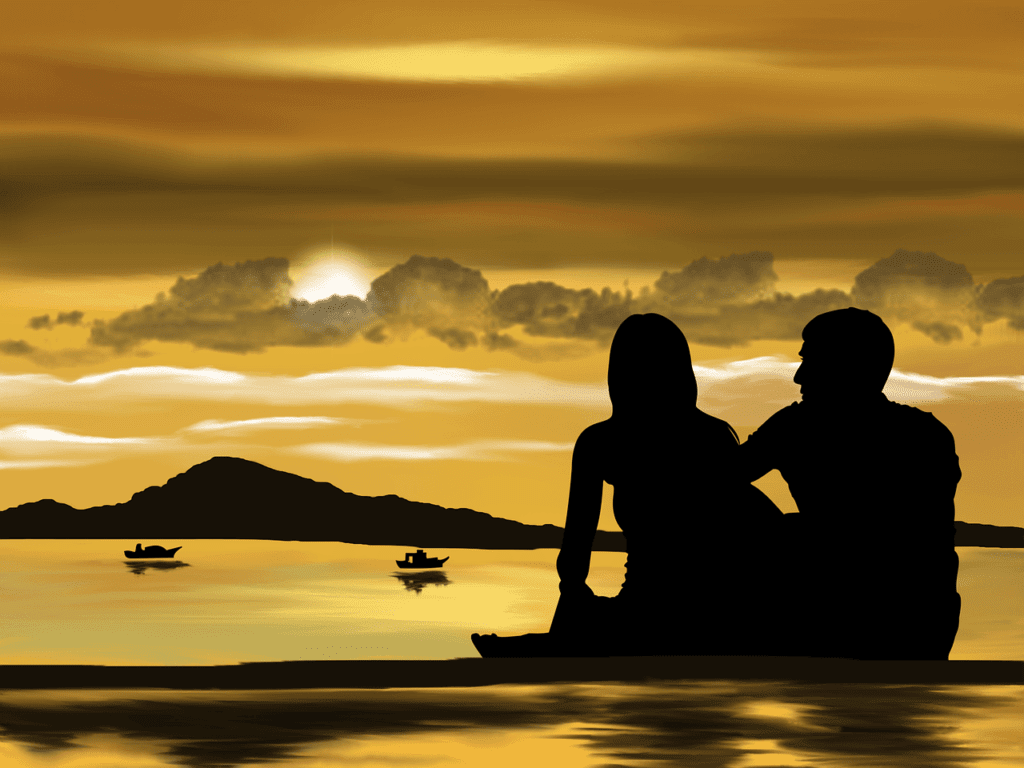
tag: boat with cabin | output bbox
[396,549,449,569]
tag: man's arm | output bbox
[736,439,775,484]
[735,405,795,483]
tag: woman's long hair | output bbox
[607,313,698,419]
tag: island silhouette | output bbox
[0,456,1020,548]
[0,457,620,548]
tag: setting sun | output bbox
[290,249,374,302]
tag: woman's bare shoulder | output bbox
[572,419,616,459]
[576,419,613,446]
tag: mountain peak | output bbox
[181,455,301,479]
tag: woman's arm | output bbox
[555,424,605,598]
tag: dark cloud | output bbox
[486,252,845,348]
[672,288,852,347]
[491,282,634,342]
[288,294,374,337]
[165,257,292,307]
[853,249,975,303]
[2,334,106,366]
[976,275,1024,330]
[363,255,494,348]
[28,310,85,330]
[367,255,491,319]
[89,258,374,353]
[851,249,982,341]
[482,331,517,350]
[362,323,388,344]
[913,321,964,344]
[428,327,478,350]
[0,339,35,355]
[656,251,777,305]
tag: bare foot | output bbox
[471,632,561,657]
[470,633,497,656]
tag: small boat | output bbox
[396,549,449,569]
[124,544,183,559]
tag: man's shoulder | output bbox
[742,401,805,451]
[751,401,805,432]
[884,398,950,427]
[883,399,956,442]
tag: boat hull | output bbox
[396,556,448,569]
[125,546,182,559]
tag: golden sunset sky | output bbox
[0,0,1021,529]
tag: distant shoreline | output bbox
[0,519,1021,548]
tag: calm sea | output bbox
[0,541,1021,767]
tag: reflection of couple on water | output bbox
[473,308,961,660]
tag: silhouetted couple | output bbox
[472,308,961,660]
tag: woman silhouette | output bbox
[473,313,782,657]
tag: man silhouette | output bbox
[740,308,961,659]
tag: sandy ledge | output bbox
[0,657,1021,690]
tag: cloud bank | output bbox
[10,249,1024,362]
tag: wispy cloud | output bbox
[0,366,609,411]
[0,424,153,448]
[885,370,1024,404]
[0,424,164,470]
[181,417,355,435]
[0,459,83,471]
[288,439,575,462]
[696,356,1024,425]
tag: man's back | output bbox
[742,394,962,659]
[745,394,959,546]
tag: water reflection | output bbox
[0,681,1019,768]
[124,560,192,576]
[392,570,451,593]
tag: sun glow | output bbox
[290,249,374,303]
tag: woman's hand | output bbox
[558,579,595,599]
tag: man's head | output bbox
[794,308,895,403]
